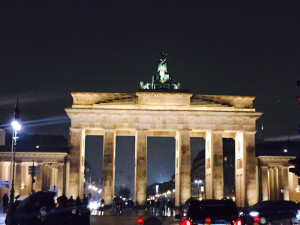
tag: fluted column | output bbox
[42,164,47,191]
[15,163,22,196]
[134,130,147,206]
[274,167,279,200]
[205,131,223,200]
[102,130,116,205]
[260,166,269,201]
[36,163,43,191]
[69,128,86,198]
[175,130,191,206]
[282,167,289,200]
[269,167,274,200]
[277,166,283,200]
[57,165,64,197]
[235,131,257,207]
[65,159,70,197]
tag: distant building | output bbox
[191,138,300,202]
[0,132,69,203]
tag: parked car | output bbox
[176,198,241,225]
[240,200,298,225]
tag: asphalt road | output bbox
[91,215,178,225]
[0,209,179,225]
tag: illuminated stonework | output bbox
[0,152,68,198]
[66,90,262,207]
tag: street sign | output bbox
[0,180,10,188]
[28,166,39,175]
[49,185,58,196]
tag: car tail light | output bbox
[205,217,211,224]
[137,217,143,224]
[235,219,242,225]
[180,219,192,225]
[253,216,260,223]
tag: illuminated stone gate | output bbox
[65,55,262,207]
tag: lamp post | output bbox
[10,101,21,204]
[194,179,202,198]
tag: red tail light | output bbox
[253,216,260,223]
[236,219,242,225]
[205,217,211,224]
[180,220,192,225]
[137,217,144,224]
[117,205,119,208]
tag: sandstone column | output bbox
[235,131,257,207]
[69,128,86,198]
[274,167,279,200]
[277,166,283,200]
[175,130,191,206]
[14,163,22,196]
[260,166,269,201]
[42,164,47,191]
[269,167,274,200]
[205,131,223,200]
[65,159,70,196]
[103,130,116,205]
[134,130,147,206]
[282,167,289,200]
[36,163,43,191]
[57,165,64,196]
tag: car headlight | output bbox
[249,211,259,217]
[260,217,266,224]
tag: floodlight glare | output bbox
[11,120,21,131]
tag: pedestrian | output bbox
[46,195,75,225]
[68,196,75,207]
[2,194,8,213]
[75,196,82,216]
[82,195,89,207]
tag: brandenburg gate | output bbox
[65,54,262,207]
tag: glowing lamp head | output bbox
[11,120,21,131]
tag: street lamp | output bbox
[194,179,202,198]
[10,101,21,204]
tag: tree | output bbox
[117,186,131,198]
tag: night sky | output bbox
[1,1,300,191]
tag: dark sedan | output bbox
[176,198,241,225]
[240,200,298,225]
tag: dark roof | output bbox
[256,140,300,157]
[0,133,69,153]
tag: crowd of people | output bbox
[148,198,175,216]
[2,192,90,225]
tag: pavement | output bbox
[0,213,6,225]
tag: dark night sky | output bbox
[1,1,300,190]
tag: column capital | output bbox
[235,131,257,135]
[70,127,83,132]
[103,129,116,133]
[135,129,148,132]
